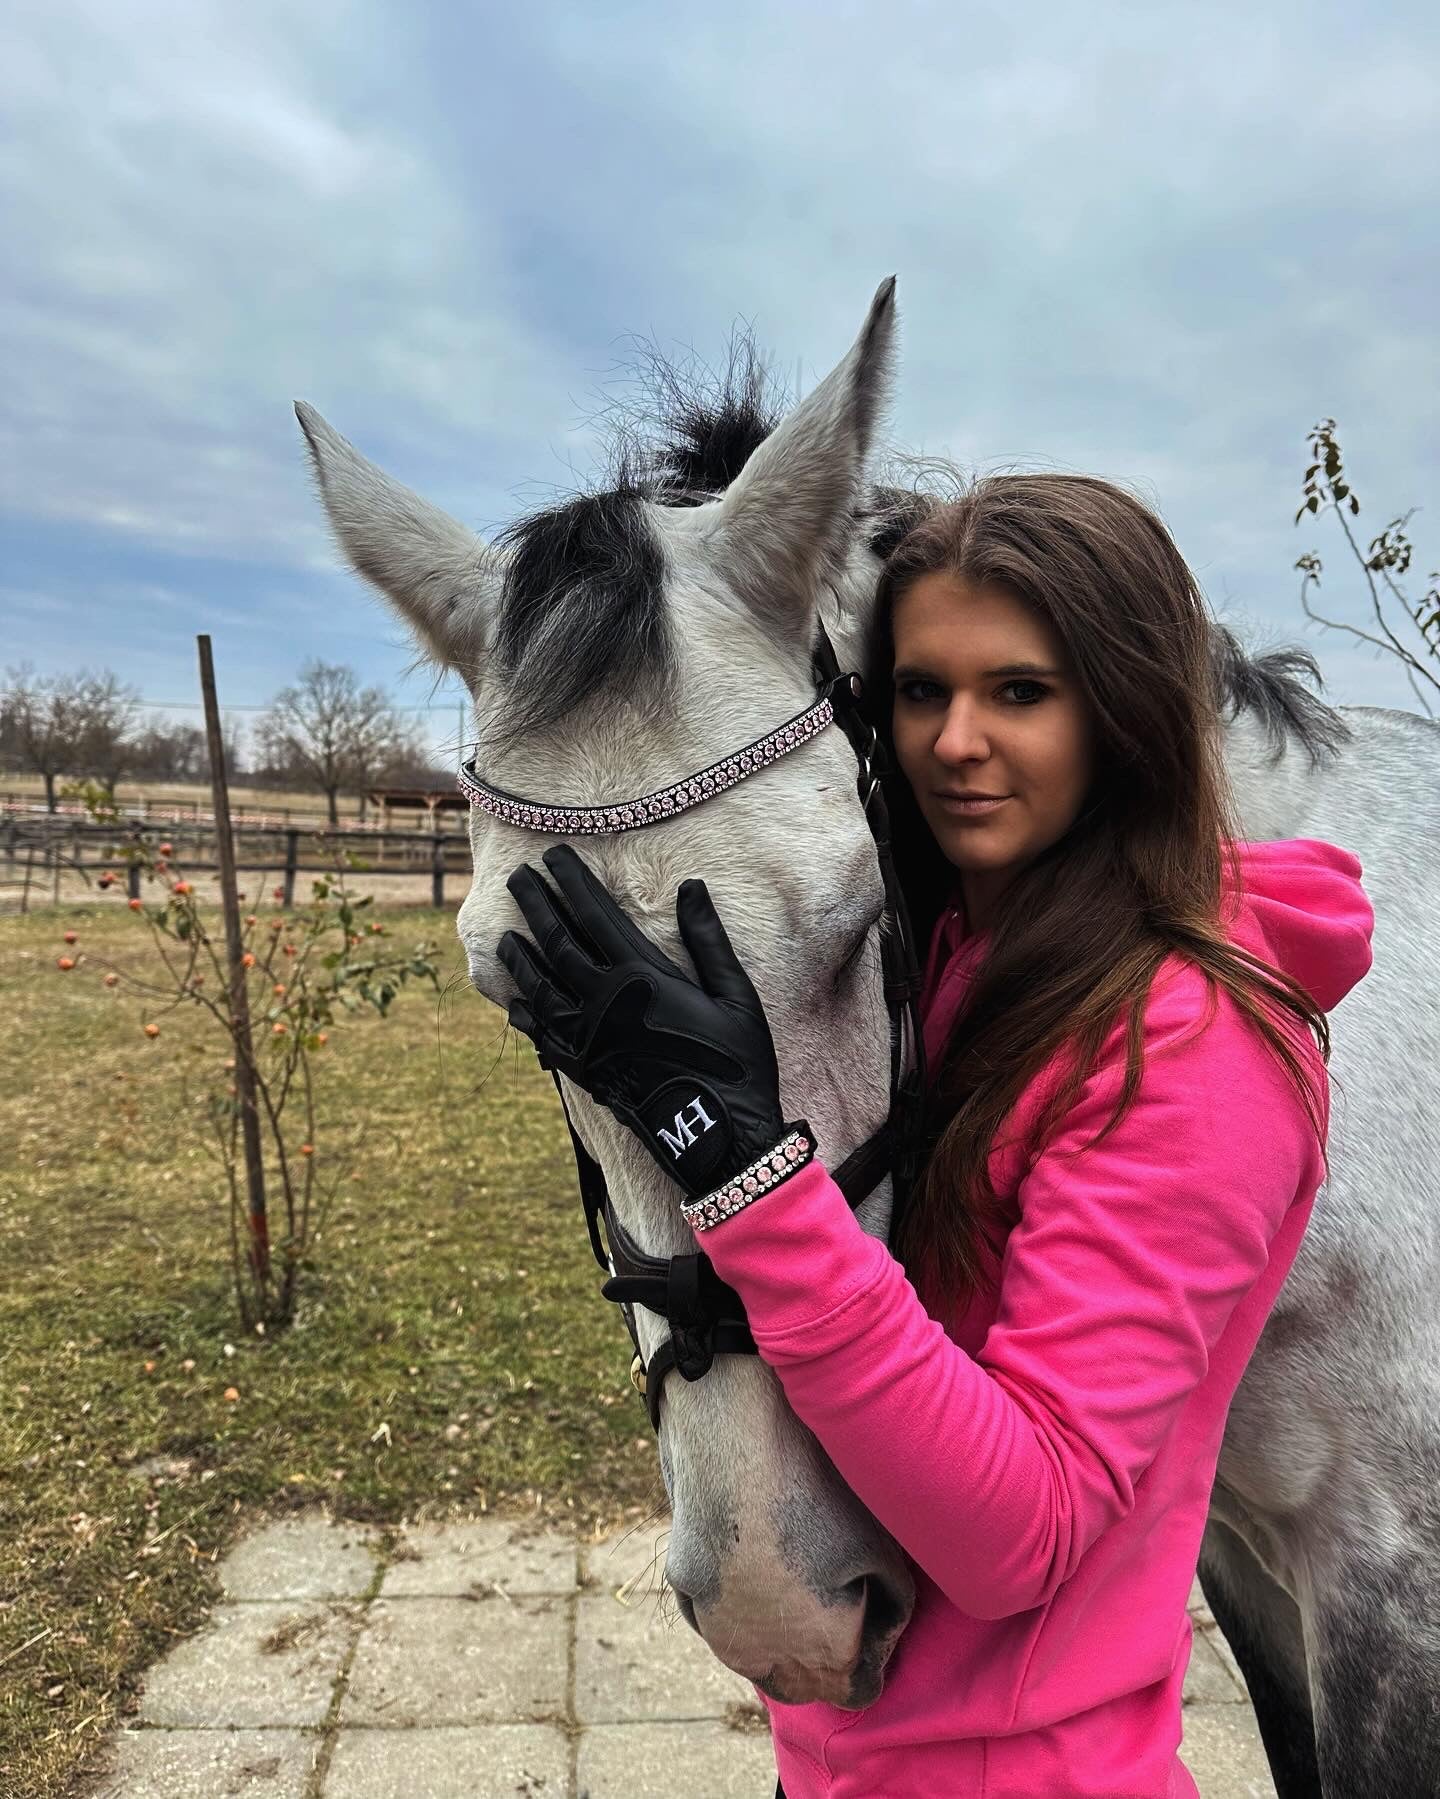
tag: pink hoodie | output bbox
[695,839,1374,1798]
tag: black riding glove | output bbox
[496,843,798,1201]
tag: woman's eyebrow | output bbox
[892,660,1063,681]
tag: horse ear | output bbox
[706,277,896,637]
[294,402,501,679]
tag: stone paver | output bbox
[1181,1703,1280,1797]
[325,1723,570,1796]
[138,1601,361,1727]
[1183,1626,1247,1706]
[576,1588,759,1723]
[342,1595,568,1725]
[92,1728,316,1798]
[90,1515,1282,1798]
[221,1514,381,1601]
[579,1719,779,1797]
[380,1516,577,1598]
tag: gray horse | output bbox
[297,278,1440,1795]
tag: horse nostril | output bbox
[669,1582,700,1632]
[860,1571,909,1645]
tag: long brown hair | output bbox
[861,474,1331,1304]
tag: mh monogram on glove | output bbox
[658,1094,718,1160]
[495,842,795,1203]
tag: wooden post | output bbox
[283,830,299,908]
[431,828,445,909]
[197,634,269,1286]
[127,862,141,901]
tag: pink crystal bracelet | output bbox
[680,1124,816,1232]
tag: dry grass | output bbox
[0,904,662,1797]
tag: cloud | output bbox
[1,0,1435,721]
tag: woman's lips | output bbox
[935,794,1010,817]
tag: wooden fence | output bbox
[0,816,472,914]
[0,790,459,833]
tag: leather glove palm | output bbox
[496,843,790,1201]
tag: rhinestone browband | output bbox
[679,1124,816,1232]
[457,694,837,834]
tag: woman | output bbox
[497,474,1375,1797]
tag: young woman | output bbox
[497,474,1375,1797]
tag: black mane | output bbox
[643,336,785,503]
[1207,624,1351,766]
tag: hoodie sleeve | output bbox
[694,967,1329,1621]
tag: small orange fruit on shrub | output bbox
[272,1022,287,1036]
[273,983,286,996]
[300,1143,314,1157]
[143,1023,160,1038]
[63,929,78,944]
[159,842,173,856]
[128,897,142,911]
[241,952,256,968]
[223,1387,239,1403]
[103,972,119,988]
[56,956,76,971]
[172,880,192,895]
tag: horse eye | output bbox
[832,914,881,990]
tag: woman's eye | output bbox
[896,678,1051,704]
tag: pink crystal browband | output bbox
[456,691,838,834]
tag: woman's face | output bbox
[890,571,1095,927]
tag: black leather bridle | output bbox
[463,618,930,1431]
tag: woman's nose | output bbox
[935,699,990,763]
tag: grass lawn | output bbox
[0,904,661,1797]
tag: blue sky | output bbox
[3,0,1437,759]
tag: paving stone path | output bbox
[90,1513,1279,1797]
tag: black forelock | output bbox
[486,474,674,758]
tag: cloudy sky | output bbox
[4,0,1437,758]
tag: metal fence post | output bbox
[431,829,445,908]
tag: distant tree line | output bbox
[0,660,446,820]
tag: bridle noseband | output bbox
[459,619,929,1432]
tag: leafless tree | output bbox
[1,665,89,810]
[255,661,424,824]
[1296,419,1438,716]
[73,671,143,798]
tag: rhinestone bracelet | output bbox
[680,1123,817,1232]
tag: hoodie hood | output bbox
[920,837,1374,1038]
[1223,838,1373,1012]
